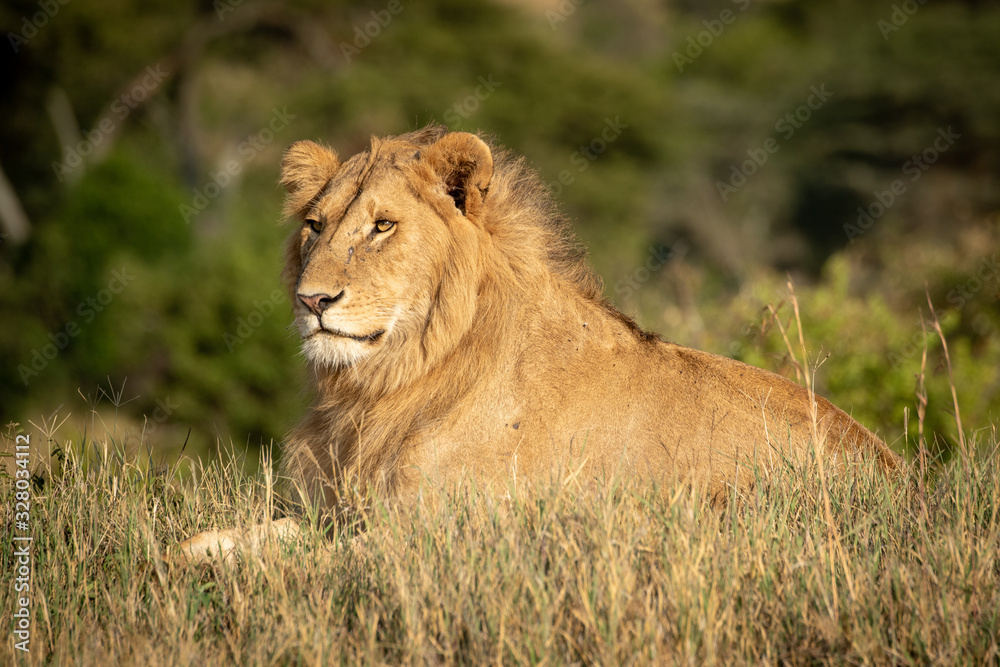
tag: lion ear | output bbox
[421,132,493,218]
[280,140,340,218]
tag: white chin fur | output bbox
[295,310,399,369]
[301,334,371,369]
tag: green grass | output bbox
[2,416,998,665]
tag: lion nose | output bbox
[298,290,344,317]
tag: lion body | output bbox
[278,125,901,509]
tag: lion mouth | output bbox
[314,327,386,343]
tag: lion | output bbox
[174,124,902,563]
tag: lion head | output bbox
[280,125,601,393]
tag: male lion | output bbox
[175,125,901,563]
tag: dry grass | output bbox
[1,417,998,665]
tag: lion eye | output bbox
[306,219,323,234]
[374,219,395,233]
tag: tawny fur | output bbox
[173,124,901,564]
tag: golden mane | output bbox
[277,127,627,504]
[399,125,654,343]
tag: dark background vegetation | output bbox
[1,0,998,466]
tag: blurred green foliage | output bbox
[1,0,997,461]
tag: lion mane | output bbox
[277,124,902,509]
